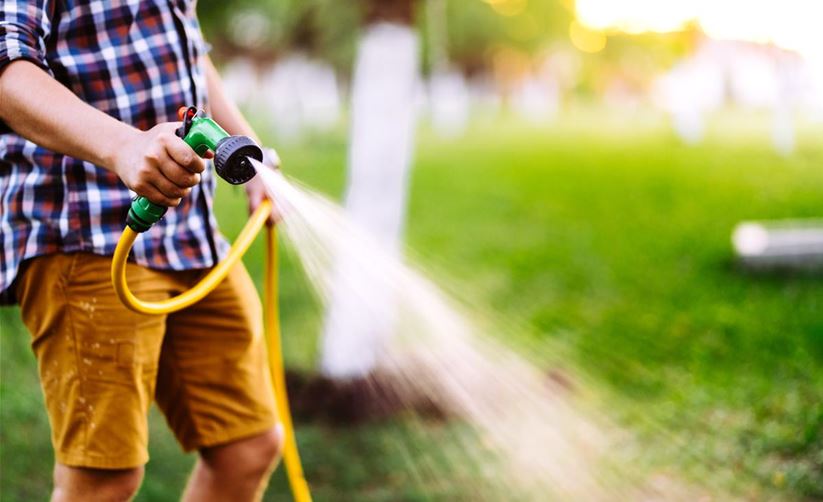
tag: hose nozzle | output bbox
[126,107,264,233]
[177,106,263,185]
[214,135,262,185]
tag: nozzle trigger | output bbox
[175,106,198,139]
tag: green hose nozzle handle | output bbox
[126,107,263,233]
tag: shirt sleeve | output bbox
[0,0,53,73]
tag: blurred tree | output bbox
[197,0,360,70]
[320,0,420,379]
[196,0,575,75]
[438,0,570,74]
[196,0,693,93]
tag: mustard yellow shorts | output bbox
[15,252,277,469]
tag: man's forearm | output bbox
[0,60,207,207]
[0,60,135,172]
[204,57,259,142]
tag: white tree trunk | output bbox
[319,22,420,379]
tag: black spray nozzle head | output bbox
[214,135,264,185]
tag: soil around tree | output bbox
[285,368,449,426]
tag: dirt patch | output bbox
[285,368,449,426]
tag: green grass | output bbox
[2,110,822,500]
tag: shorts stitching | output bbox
[60,254,90,464]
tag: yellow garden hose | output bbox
[112,201,272,315]
[264,220,313,502]
[111,199,312,502]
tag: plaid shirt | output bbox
[0,0,229,304]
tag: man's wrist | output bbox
[98,123,137,174]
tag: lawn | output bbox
[2,109,822,500]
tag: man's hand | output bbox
[112,123,205,207]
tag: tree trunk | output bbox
[319,0,419,379]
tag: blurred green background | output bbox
[3,112,822,499]
[3,0,823,500]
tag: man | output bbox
[0,2,282,500]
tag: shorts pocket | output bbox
[77,336,141,385]
[63,254,166,385]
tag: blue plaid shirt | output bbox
[0,0,229,304]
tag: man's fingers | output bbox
[269,205,283,225]
[247,183,281,225]
[249,199,280,226]
[152,174,192,200]
[159,158,200,188]
[247,187,263,207]
[164,135,205,173]
[141,184,182,207]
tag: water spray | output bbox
[107,108,710,499]
[110,107,312,502]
